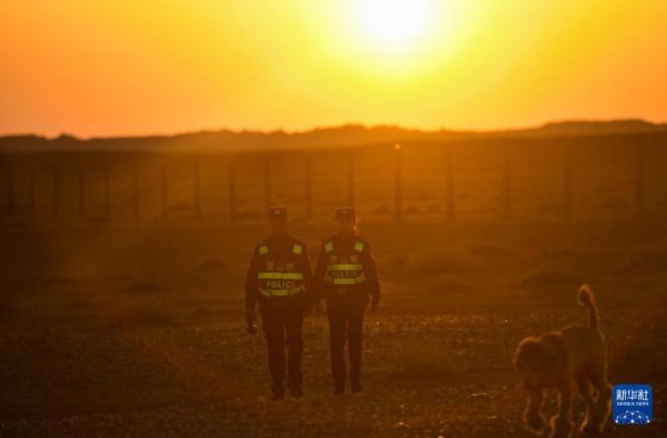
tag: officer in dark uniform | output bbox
[315,207,380,395]
[245,206,314,400]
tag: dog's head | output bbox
[514,337,558,390]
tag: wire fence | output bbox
[1,133,666,224]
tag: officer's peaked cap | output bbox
[268,206,289,222]
[334,206,356,220]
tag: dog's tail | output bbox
[578,283,598,328]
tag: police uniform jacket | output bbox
[315,234,380,306]
[245,235,314,311]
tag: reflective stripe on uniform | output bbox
[257,272,304,280]
[354,241,364,252]
[332,274,366,285]
[293,244,303,255]
[332,278,356,285]
[324,241,334,253]
[258,245,269,255]
[326,264,363,271]
[259,286,304,297]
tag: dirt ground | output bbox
[1,222,666,437]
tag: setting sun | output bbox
[357,0,435,50]
[1,0,666,136]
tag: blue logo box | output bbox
[613,384,653,425]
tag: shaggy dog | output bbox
[514,285,612,438]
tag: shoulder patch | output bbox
[292,244,303,255]
[258,245,269,255]
[354,241,365,252]
[324,241,334,253]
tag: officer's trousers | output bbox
[327,298,365,388]
[261,300,304,393]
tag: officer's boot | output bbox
[350,365,362,394]
[334,379,345,396]
[289,385,304,399]
[271,383,284,400]
[351,378,362,394]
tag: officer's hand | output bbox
[245,308,257,335]
[245,308,256,322]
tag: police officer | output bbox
[315,207,380,395]
[245,206,314,400]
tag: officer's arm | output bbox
[365,242,381,306]
[245,246,260,311]
[299,241,316,305]
[313,243,328,300]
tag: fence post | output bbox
[347,149,355,206]
[502,139,512,219]
[264,154,272,210]
[53,166,60,217]
[28,168,35,219]
[304,154,312,220]
[394,144,403,223]
[228,156,237,221]
[194,163,202,220]
[103,166,111,219]
[564,144,573,220]
[132,166,140,220]
[6,169,14,216]
[445,143,456,220]
[161,165,168,220]
[78,169,85,219]
[635,135,646,218]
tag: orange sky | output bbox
[1,0,666,137]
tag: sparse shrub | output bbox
[126,280,161,294]
[405,247,475,277]
[371,204,392,215]
[197,256,228,271]
[519,269,579,292]
[428,275,473,295]
[87,215,110,223]
[411,191,431,201]
[425,203,442,214]
[105,308,176,329]
[470,244,515,260]
[404,205,422,215]
[622,245,667,275]
[104,300,177,329]
[0,301,14,314]
[599,198,628,210]
[42,275,77,287]
[610,336,667,383]
[379,255,408,279]
[388,344,462,384]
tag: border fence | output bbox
[1,133,666,224]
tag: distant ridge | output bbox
[524,119,665,136]
[1,120,666,152]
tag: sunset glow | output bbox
[0,1,666,136]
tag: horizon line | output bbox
[1,117,666,141]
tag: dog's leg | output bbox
[586,370,612,435]
[576,376,596,435]
[524,389,547,434]
[549,384,574,438]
